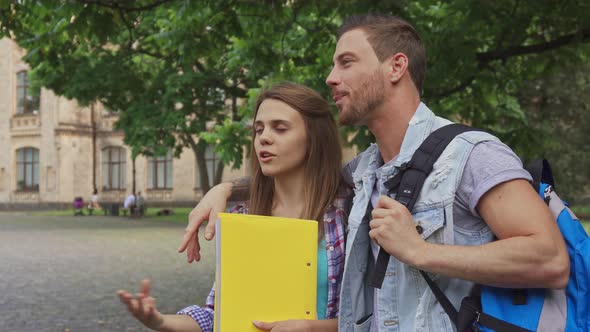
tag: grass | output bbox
[32,207,194,224]
[571,206,590,217]
[571,206,589,234]
[145,207,193,224]
[27,205,590,234]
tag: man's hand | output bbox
[369,195,426,265]
[253,319,312,332]
[178,182,232,263]
[117,279,164,330]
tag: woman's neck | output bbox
[271,167,306,219]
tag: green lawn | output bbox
[33,207,194,224]
[29,205,590,234]
[571,206,589,234]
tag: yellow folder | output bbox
[213,213,318,332]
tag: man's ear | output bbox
[387,53,409,84]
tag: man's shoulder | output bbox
[349,143,380,166]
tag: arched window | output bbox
[148,151,173,189]
[16,147,39,191]
[102,147,126,190]
[16,71,40,114]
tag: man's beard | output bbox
[338,70,386,126]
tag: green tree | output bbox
[519,59,590,203]
[1,0,253,192]
[2,0,589,196]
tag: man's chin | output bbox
[338,109,358,126]
[339,116,357,126]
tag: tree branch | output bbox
[432,76,476,99]
[116,7,134,50]
[437,29,590,99]
[134,47,166,59]
[78,0,171,12]
[477,29,590,63]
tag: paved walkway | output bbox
[0,212,215,332]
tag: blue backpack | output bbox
[476,159,590,332]
[369,124,590,332]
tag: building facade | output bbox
[0,38,247,209]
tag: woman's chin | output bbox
[260,168,276,177]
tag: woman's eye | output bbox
[254,127,263,134]
[275,127,287,133]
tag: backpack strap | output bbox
[457,296,534,332]
[525,159,556,193]
[371,123,478,289]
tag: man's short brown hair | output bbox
[338,14,426,95]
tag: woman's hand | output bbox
[253,319,312,332]
[117,279,164,330]
[178,182,232,263]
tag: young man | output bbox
[180,14,569,332]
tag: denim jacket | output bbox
[338,103,498,332]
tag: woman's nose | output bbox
[259,129,272,145]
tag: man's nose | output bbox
[326,66,340,87]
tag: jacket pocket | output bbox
[413,207,446,244]
[412,207,447,282]
[353,313,373,332]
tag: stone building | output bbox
[0,38,247,209]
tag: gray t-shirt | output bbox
[368,140,532,332]
[452,140,532,231]
[369,139,532,231]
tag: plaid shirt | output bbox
[177,194,349,332]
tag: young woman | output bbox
[117,82,349,332]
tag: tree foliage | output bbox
[1,0,589,197]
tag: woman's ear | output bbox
[387,53,409,84]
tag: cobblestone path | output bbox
[0,212,215,332]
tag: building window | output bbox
[196,146,221,189]
[16,71,40,115]
[16,147,39,191]
[148,151,173,189]
[102,147,126,190]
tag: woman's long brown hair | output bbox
[249,82,342,238]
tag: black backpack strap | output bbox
[457,296,534,332]
[525,159,555,193]
[421,270,458,324]
[371,123,479,289]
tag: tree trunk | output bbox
[214,158,224,185]
[91,103,97,191]
[132,156,136,195]
[187,135,210,193]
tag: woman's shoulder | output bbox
[322,184,353,224]
[331,184,353,210]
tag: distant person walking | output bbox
[88,189,101,215]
